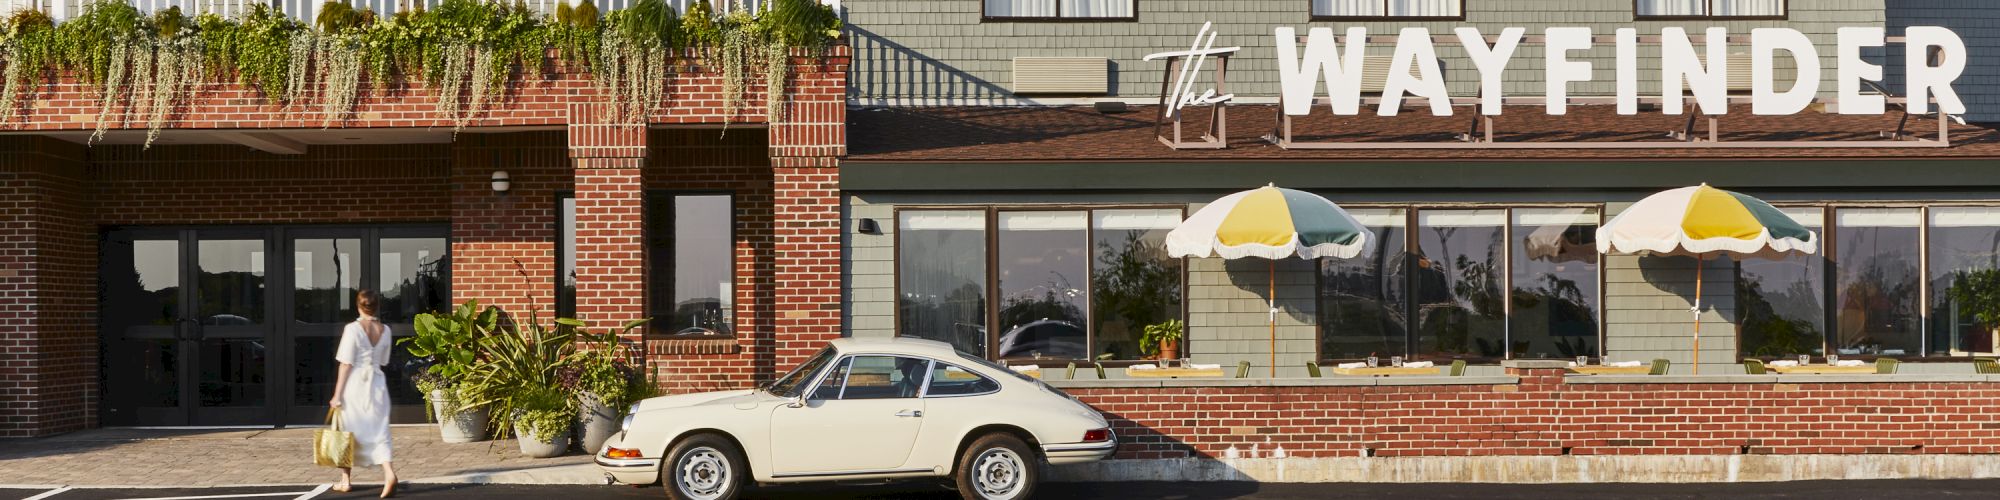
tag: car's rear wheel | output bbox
[662,434,746,500]
[954,433,1037,500]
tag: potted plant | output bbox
[511,384,575,458]
[401,300,499,443]
[458,308,582,457]
[1140,319,1184,361]
[567,317,650,453]
[1947,269,2000,352]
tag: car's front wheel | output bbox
[954,433,1038,500]
[662,433,746,500]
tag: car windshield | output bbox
[766,347,837,398]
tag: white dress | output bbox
[335,318,394,467]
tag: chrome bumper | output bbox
[1041,433,1118,465]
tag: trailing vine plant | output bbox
[0,0,841,143]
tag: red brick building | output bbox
[0,46,849,436]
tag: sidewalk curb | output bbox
[410,464,610,485]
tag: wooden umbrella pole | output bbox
[1693,253,1705,375]
[1269,259,1277,378]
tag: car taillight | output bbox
[1082,428,1111,442]
[605,447,643,459]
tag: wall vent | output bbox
[1012,57,1108,95]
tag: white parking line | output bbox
[22,486,72,500]
[292,484,332,500]
[110,491,315,500]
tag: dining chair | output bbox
[1974,358,1998,374]
[1449,360,1467,377]
[1648,359,1671,375]
[1066,362,1078,380]
[1742,359,1766,375]
[1875,358,1900,374]
[1235,361,1251,378]
[1094,363,1107,379]
[1305,361,1322,378]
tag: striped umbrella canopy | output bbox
[1166,184,1372,260]
[1597,184,1818,259]
[1167,185,1371,377]
[1596,184,1818,374]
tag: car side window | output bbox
[808,357,852,401]
[837,356,929,400]
[925,362,1000,397]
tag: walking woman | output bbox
[330,289,398,497]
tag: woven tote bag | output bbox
[313,408,356,468]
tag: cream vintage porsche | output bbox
[594,337,1117,500]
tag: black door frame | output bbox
[100,223,450,427]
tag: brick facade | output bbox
[1067,368,2000,461]
[0,45,848,436]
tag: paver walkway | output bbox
[0,426,600,487]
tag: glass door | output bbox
[100,230,193,426]
[189,229,278,425]
[284,229,365,424]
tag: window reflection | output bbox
[1319,209,1409,360]
[1509,208,1601,359]
[1090,209,1183,361]
[198,239,266,325]
[996,211,1089,361]
[558,196,577,319]
[292,238,358,325]
[1737,207,1826,357]
[898,211,989,356]
[1929,208,2000,355]
[647,194,736,336]
[1414,210,1507,359]
[1834,208,1922,356]
[380,237,449,324]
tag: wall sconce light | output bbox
[857,218,881,235]
[491,170,511,194]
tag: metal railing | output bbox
[0,0,836,23]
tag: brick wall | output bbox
[0,136,92,437]
[1066,368,2000,461]
[450,132,571,317]
[91,143,451,225]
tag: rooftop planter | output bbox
[0,0,843,146]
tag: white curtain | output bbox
[1313,0,1382,17]
[1637,0,1704,16]
[1059,0,1132,18]
[1389,0,1460,17]
[1717,0,1784,17]
[986,0,1054,18]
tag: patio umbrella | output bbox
[1167,184,1372,377]
[1596,184,1818,374]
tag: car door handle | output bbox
[894,410,923,418]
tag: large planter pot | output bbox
[574,391,620,454]
[431,389,488,444]
[515,411,572,458]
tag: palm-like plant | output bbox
[458,310,582,438]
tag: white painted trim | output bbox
[110,491,313,500]
[849,96,1281,108]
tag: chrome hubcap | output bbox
[676,446,730,500]
[971,448,1026,499]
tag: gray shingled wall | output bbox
[846,0,1887,102]
[1885,0,2000,122]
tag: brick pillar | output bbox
[765,45,848,370]
[0,137,93,437]
[568,105,649,336]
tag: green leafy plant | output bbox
[570,317,650,415]
[458,309,580,439]
[510,384,575,444]
[402,300,499,419]
[1949,269,2000,330]
[1138,319,1184,358]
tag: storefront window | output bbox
[557,195,577,319]
[1834,208,1922,356]
[1737,207,1826,357]
[1414,210,1507,359]
[1509,208,1600,359]
[1090,209,1183,361]
[996,211,1090,360]
[1314,0,1463,19]
[647,193,736,337]
[1318,209,1409,360]
[1928,207,2000,355]
[899,211,991,356]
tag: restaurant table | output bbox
[1768,364,1876,374]
[1125,367,1225,378]
[1001,369,1042,379]
[1568,365,1652,375]
[1331,366,1442,376]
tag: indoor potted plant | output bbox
[402,300,500,443]
[1947,269,2000,353]
[568,318,651,454]
[511,384,575,458]
[1141,319,1185,361]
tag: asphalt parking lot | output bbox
[10,479,2000,500]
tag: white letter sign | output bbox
[1380,28,1451,116]
[1662,27,1729,116]
[1457,27,1523,116]
[1751,28,1820,115]
[1276,27,1366,116]
[1544,27,1592,115]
